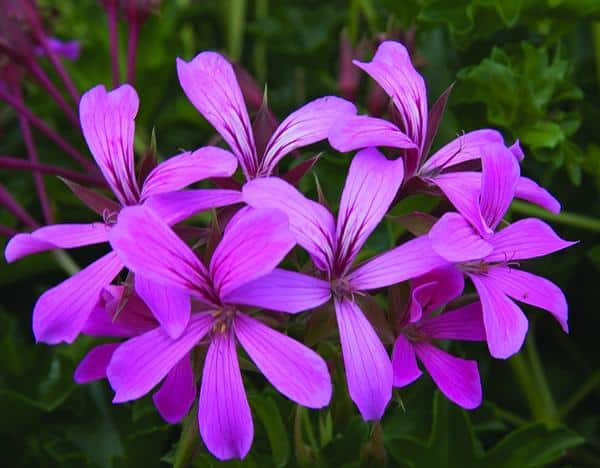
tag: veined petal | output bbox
[33,252,123,344]
[107,313,213,402]
[235,313,332,408]
[348,235,449,291]
[469,274,528,359]
[515,177,561,214]
[484,267,568,332]
[391,334,422,387]
[261,96,356,174]
[177,53,257,178]
[79,84,140,205]
[153,354,196,424]
[135,275,190,339]
[335,298,392,420]
[414,343,482,409]
[410,266,465,319]
[144,189,242,226]
[336,148,404,270]
[429,213,493,262]
[74,343,120,384]
[242,177,335,271]
[198,330,253,461]
[5,223,109,263]
[486,218,575,262]
[420,302,486,341]
[224,268,331,313]
[328,115,416,153]
[509,139,525,161]
[141,147,238,198]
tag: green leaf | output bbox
[520,121,565,149]
[249,395,290,467]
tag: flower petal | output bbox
[153,353,196,424]
[328,115,416,153]
[334,298,392,420]
[224,268,331,313]
[242,177,335,271]
[414,343,482,409]
[261,96,356,174]
[33,252,123,344]
[5,223,109,263]
[348,235,449,291]
[235,313,332,408]
[79,84,140,205]
[74,343,120,384]
[420,302,486,341]
[177,53,257,178]
[141,147,238,198]
[210,209,295,298]
[107,313,213,402]
[429,213,493,262]
[469,274,528,359]
[515,177,561,214]
[391,334,422,387]
[198,330,253,461]
[135,275,190,339]
[409,266,465,319]
[336,148,404,270]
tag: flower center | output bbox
[211,305,237,334]
[330,277,356,300]
[402,324,428,343]
[102,208,120,225]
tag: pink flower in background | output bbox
[392,267,486,409]
[4,84,241,344]
[243,148,448,420]
[34,37,81,61]
[177,50,356,180]
[107,206,332,460]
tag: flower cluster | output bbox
[4,41,574,461]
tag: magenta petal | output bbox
[336,148,404,269]
[414,343,482,409]
[5,223,109,262]
[74,343,120,384]
[328,115,416,153]
[176,53,257,178]
[144,189,242,226]
[348,235,448,291]
[107,313,213,402]
[392,334,422,387]
[410,266,465,318]
[135,275,190,339]
[261,96,356,174]
[515,177,561,214]
[198,331,253,461]
[33,252,123,344]
[420,302,486,341]
[235,314,332,408]
[429,213,493,262]
[210,208,295,298]
[486,218,576,262]
[334,298,392,420]
[224,268,331,313]
[510,140,525,161]
[141,147,238,198]
[242,177,335,271]
[470,274,528,359]
[484,267,568,332]
[79,84,140,205]
[153,353,196,424]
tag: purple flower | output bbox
[392,267,486,409]
[428,144,575,358]
[176,51,356,180]
[328,40,561,215]
[4,84,242,344]
[34,37,81,61]
[107,206,331,460]
[242,148,448,420]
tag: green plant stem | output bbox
[493,406,527,426]
[174,405,200,468]
[510,353,546,420]
[253,0,268,83]
[526,333,558,424]
[52,250,79,275]
[511,200,600,232]
[226,0,247,62]
[558,371,600,419]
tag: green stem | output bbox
[511,200,600,232]
[174,405,200,468]
[492,406,527,426]
[526,332,558,424]
[558,371,600,419]
[51,250,79,275]
[509,353,545,420]
[225,0,247,62]
[253,0,268,83]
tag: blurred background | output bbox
[0,0,599,466]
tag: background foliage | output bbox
[1,0,599,466]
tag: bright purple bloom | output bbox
[328,40,561,215]
[176,51,356,180]
[242,148,448,420]
[107,206,332,460]
[34,37,81,61]
[4,84,242,344]
[428,144,575,358]
[392,267,486,409]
